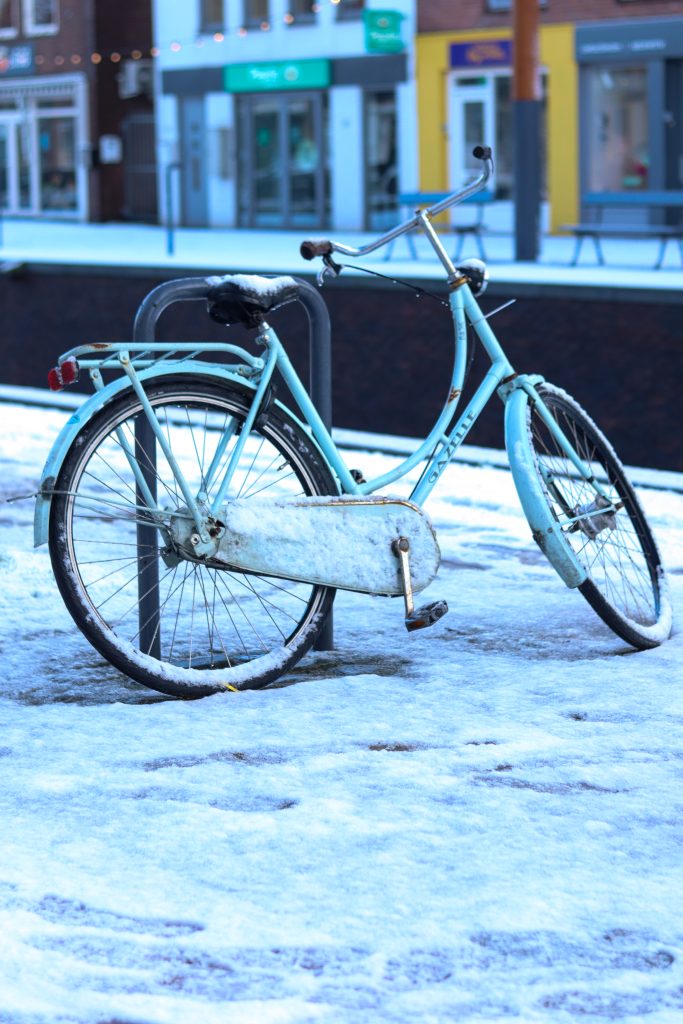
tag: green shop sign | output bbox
[364,10,405,54]
[224,59,330,93]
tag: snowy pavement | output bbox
[1,398,683,1023]
[1,215,683,293]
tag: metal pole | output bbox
[133,279,211,661]
[513,0,541,262]
[135,412,161,660]
[165,162,181,257]
[292,277,334,651]
[131,275,335,658]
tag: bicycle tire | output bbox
[519,383,671,649]
[49,377,337,697]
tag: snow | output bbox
[2,216,683,291]
[1,396,683,1023]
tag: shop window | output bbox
[285,0,316,25]
[0,0,17,36]
[586,66,648,191]
[22,0,58,34]
[334,0,364,20]
[244,0,268,27]
[365,89,397,229]
[200,0,224,33]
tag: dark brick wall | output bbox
[419,0,683,32]
[0,268,680,471]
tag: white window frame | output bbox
[22,0,59,36]
[0,0,19,38]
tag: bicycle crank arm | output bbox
[392,536,448,631]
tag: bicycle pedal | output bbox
[405,600,449,632]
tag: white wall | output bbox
[330,86,364,231]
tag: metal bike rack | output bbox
[132,274,334,663]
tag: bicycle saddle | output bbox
[206,274,299,328]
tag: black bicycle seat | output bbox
[206,274,299,328]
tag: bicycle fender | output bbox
[34,363,259,548]
[504,387,587,589]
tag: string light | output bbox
[6,3,357,73]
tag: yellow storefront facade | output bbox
[416,25,578,233]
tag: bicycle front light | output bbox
[456,258,489,296]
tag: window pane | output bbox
[32,0,58,27]
[287,0,315,19]
[244,0,268,25]
[0,0,15,30]
[366,90,397,229]
[334,0,363,19]
[0,125,8,208]
[200,0,223,31]
[39,117,77,210]
[586,66,648,191]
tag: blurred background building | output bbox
[1,0,682,232]
[0,0,156,222]
[154,0,416,231]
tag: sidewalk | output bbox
[1,215,682,293]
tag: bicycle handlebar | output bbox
[300,145,494,264]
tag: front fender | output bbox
[34,363,258,548]
[504,385,587,589]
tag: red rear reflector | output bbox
[48,356,80,392]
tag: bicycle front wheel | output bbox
[49,378,337,697]
[518,383,671,649]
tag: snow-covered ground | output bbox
[1,397,682,1023]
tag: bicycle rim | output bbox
[526,384,671,649]
[49,379,336,696]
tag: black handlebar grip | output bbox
[300,240,333,260]
[472,145,492,160]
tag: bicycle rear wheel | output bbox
[519,383,671,649]
[49,378,337,697]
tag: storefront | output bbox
[0,67,88,219]
[417,25,577,232]
[162,53,409,231]
[576,18,683,200]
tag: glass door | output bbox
[253,100,281,226]
[0,115,30,213]
[239,92,325,228]
[0,121,12,211]
[288,95,322,226]
[448,75,495,191]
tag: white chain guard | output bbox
[215,496,440,595]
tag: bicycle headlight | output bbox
[456,258,489,296]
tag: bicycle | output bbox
[35,146,672,697]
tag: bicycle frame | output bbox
[36,148,610,588]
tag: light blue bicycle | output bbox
[36,147,672,697]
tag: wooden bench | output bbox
[562,191,683,269]
[384,190,493,262]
